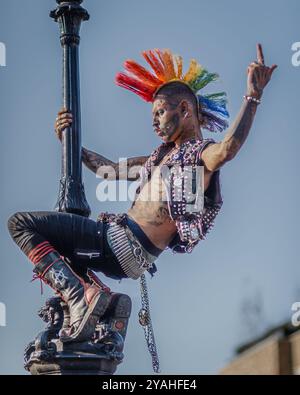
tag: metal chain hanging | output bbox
[138,274,161,373]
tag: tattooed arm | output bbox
[201,43,277,172]
[82,147,148,181]
[54,109,148,180]
[202,99,259,171]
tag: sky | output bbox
[0,0,299,375]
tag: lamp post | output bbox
[50,0,90,217]
[23,1,132,375]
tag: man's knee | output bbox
[7,212,33,240]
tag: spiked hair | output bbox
[115,48,229,133]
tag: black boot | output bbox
[33,251,112,343]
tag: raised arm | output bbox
[202,44,277,172]
[55,108,148,181]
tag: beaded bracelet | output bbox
[243,95,261,105]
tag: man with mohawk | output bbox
[8,45,276,344]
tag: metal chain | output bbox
[139,274,161,373]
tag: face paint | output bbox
[152,99,182,142]
[159,113,180,141]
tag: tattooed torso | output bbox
[82,146,214,250]
[128,149,214,250]
[128,160,178,249]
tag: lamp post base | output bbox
[26,342,121,375]
[24,294,132,375]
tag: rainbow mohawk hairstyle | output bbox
[115,49,229,133]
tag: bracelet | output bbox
[243,95,261,105]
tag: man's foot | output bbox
[59,290,112,343]
[33,251,112,343]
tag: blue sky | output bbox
[0,0,299,374]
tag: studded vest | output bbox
[136,138,223,253]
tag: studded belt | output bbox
[107,222,154,280]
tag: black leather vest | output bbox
[138,138,223,253]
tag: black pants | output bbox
[7,211,127,280]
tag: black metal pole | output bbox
[50,0,90,217]
[23,2,132,375]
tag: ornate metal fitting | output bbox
[50,1,90,47]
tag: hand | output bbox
[54,108,73,141]
[246,43,277,99]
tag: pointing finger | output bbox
[257,43,265,65]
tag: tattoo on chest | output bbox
[147,206,170,226]
[129,201,171,226]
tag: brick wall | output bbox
[220,329,296,375]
